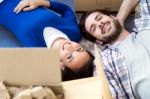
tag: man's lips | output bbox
[102,22,110,34]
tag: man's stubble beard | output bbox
[102,19,122,45]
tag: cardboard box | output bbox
[0,48,102,99]
[62,77,102,99]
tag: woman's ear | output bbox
[60,62,65,70]
[95,39,103,45]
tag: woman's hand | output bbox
[14,0,50,14]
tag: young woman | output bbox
[0,0,81,47]
[0,0,95,81]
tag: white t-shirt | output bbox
[43,27,70,48]
[117,30,150,99]
[0,0,3,3]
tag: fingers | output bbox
[23,6,35,11]
[13,2,21,14]
[14,1,27,14]
[14,1,29,14]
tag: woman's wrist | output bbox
[36,0,50,8]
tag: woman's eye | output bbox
[77,47,83,51]
[67,54,72,59]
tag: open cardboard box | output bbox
[0,48,102,99]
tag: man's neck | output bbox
[111,29,129,45]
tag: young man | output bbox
[79,0,150,98]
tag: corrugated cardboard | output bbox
[0,48,61,86]
[0,48,63,94]
[62,77,102,99]
[0,48,103,99]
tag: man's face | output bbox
[85,11,121,44]
[52,39,90,72]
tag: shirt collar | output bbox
[101,41,122,51]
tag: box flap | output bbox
[62,77,102,99]
[0,48,62,86]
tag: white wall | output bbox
[75,0,122,11]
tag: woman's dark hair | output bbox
[62,50,95,81]
[79,9,110,42]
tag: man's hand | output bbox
[14,0,50,14]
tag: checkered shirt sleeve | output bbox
[134,0,150,32]
[101,46,135,99]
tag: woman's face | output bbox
[52,39,90,72]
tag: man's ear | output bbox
[110,15,124,27]
[95,39,103,45]
[110,15,117,20]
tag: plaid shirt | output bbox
[134,0,150,32]
[101,45,135,99]
[100,0,150,99]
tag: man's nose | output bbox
[98,21,104,28]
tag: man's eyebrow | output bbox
[90,14,101,32]
[95,13,101,20]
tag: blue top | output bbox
[0,0,81,47]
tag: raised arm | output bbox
[117,0,139,27]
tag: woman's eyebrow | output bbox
[69,55,74,63]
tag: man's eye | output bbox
[91,25,95,33]
[97,15,102,21]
